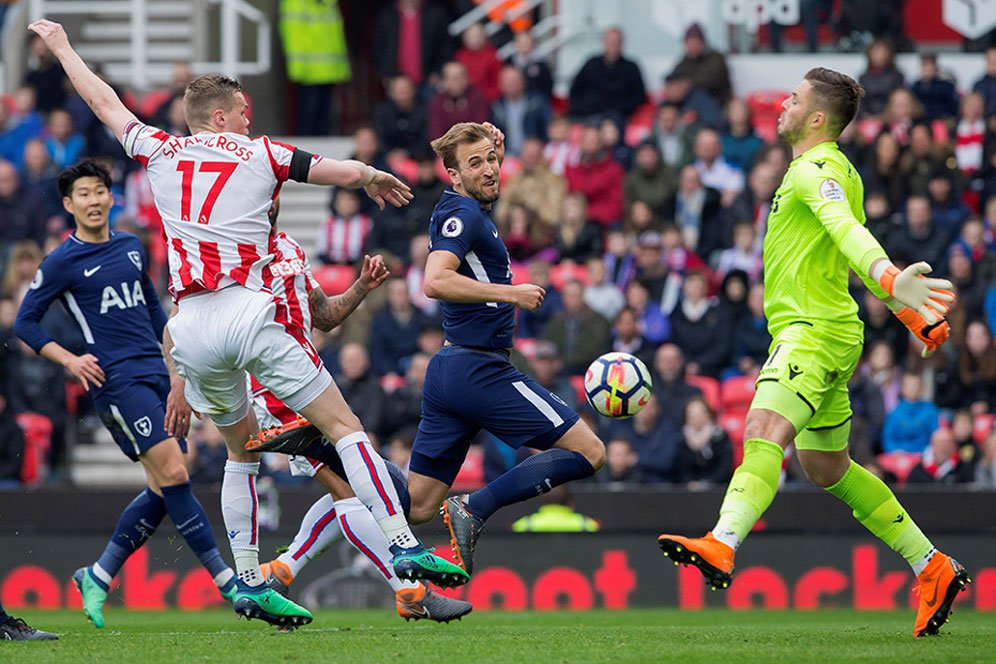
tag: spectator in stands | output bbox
[881,87,921,148]
[0,87,44,168]
[373,75,429,158]
[721,98,763,171]
[368,277,428,376]
[19,139,61,221]
[564,125,625,227]
[491,65,550,157]
[149,62,194,128]
[317,188,371,265]
[864,339,902,413]
[950,320,996,413]
[661,223,707,286]
[972,45,996,117]
[427,61,491,142]
[6,336,66,467]
[911,54,960,121]
[336,343,386,440]
[881,371,938,454]
[858,38,904,117]
[716,269,748,326]
[675,396,733,488]
[372,0,453,91]
[889,194,948,270]
[863,190,900,249]
[625,141,676,216]
[568,27,646,123]
[670,23,732,107]
[404,234,437,316]
[652,102,694,169]
[553,193,601,263]
[597,438,643,484]
[975,430,996,486]
[625,279,669,346]
[661,71,724,131]
[665,164,723,262]
[0,393,25,486]
[542,114,579,176]
[625,200,661,237]
[584,256,625,323]
[632,231,670,303]
[862,292,908,365]
[344,126,389,217]
[692,128,744,206]
[732,282,770,377]
[600,118,633,171]
[955,92,987,179]
[542,280,611,375]
[24,34,67,114]
[518,260,562,339]
[187,419,228,486]
[43,110,84,171]
[907,427,974,485]
[380,353,429,440]
[159,97,190,138]
[526,340,579,411]
[506,30,553,100]
[609,394,678,482]
[455,22,503,103]
[669,270,731,378]
[496,137,564,228]
[715,221,762,283]
[901,121,952,197]
[603,229,636,291]
[0,161,47,250]
[369,155,442,264]
[386,426,416,474]
[723,160,778,248]
[949,408,980,470]
[927,168,970,237]
[651,342,704,426]
[502,203,552,263]
[611,306,653,367]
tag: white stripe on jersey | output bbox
[63,292,95,343]
[465,251,498,308]
[512,381,564,427]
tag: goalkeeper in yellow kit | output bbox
[658,68,971,637]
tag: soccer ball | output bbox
[584,352,653,418]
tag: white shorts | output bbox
[169,286,331,426]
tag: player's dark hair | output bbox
[430,122,494,170]
[804,67,864,138]
[58,159,112,197]
[183,74,242,130]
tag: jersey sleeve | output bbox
[429,206,480,262]
[796,160,887,276]
[120,120,171,167]
[13,255,69,353]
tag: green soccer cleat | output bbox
[390,544,470,589]
[220,582,238,604]
[232,581,313,629]
[72,566,108,629]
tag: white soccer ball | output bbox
[584,352,653,418]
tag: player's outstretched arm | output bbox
[306,159,413,210]
[424,250,544,311]
[28,20,137,140]
[308,254,390,332]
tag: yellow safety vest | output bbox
[512,505,600,533]
[280,0,352,84]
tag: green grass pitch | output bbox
[2,609,994,663]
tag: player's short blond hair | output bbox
[183,74,242,130]
[430,123,494,171]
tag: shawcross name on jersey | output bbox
[161,134,255,162]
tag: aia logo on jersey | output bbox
[128,251,142,271]
[100,281,147,314]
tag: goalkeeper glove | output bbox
[894,307,950,357]
[876,261,955,324]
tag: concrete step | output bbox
[72,463,146,487]
[42,0,194,18]
[82,21,191,41]
[76,43,194,63]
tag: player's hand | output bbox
[165,374,200,439]
[364,169,413,210]
[510,283,545,312]
[357,254,389,291]
[28,20,72,55]
[65,353,104,391]
[893,307,950,358]
[878,262,954,324]
[482,121,505,156]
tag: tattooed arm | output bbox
[309,254,390,332]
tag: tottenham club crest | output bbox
[128,250,143,271]
[441,216,463,238]
[133,416,152,438]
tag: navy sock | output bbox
[303,441,411,518]
[467,449,595,521]
[94,488,168,587]
[160,481,234,589]
[0,604,8,622]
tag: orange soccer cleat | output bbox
[395,583,473,623]
[245,416,323,455]
[913,552,971,637]
[260,559,295,597]
[657,531,735,590]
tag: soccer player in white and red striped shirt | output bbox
[31,18,468,628]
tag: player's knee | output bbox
[407,499,440,525]
[800,457,847,488]
[743,410,793,447]
[583,439,606,471]
[560,424,605,471]
[160,461,190,486]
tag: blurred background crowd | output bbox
[1,0,996,495]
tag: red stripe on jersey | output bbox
[135,155,150,168]
[231,243,261,286]
[249,375,266,397]
[262,136,290,182]
[261,387,297,425]
[269,139,298,153]
[170,237,193,289]
[199,241,222,289]
[282,271,306,330]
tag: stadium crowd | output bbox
[2,1,996,492]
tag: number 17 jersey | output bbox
[120,121,321,299]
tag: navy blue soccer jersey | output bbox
[15,231,169,392]
[428,189,515,348]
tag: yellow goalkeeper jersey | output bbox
[763,141,876,341]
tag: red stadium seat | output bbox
[570,374,587,404]
[746,90,789,143]
[974,413,994,445]
[386,154,418,184]
[312,264,355,295]
[15,413,52,486]
[624,101,656,147]
[549,262,589,290]
[721,375,756,413]
[514,337,537,359]
[379,374,406,394]
[877,452,922,486]
[718,410,747,467]
[686,375,721,414]
[451,445,485,493]
[509,262,531,285]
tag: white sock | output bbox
[334,432,418,549]
[334,497,418,593]
[222,460,262,586]
[277,494,342,577]
[911,547,938,575]
[712,529,741,551]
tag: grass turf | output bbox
[2,608,993,663]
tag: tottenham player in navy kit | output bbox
[13,161,295,628]
[406,123,607,575]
